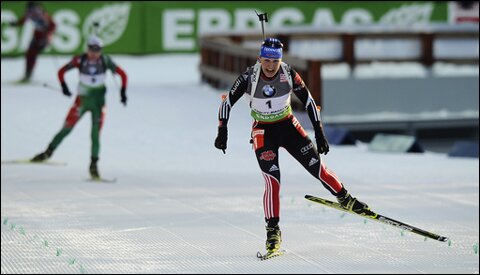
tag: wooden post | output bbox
[421,33,434,67]
[230,35,243,44]
[342,34,355,68]
[277,34,290,53]
[307,60,322,108]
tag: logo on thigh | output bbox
[260,150,277,161]
[301,142,314,155]
[269,164,279,172]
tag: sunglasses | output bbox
[88,46,102,52]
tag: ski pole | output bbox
[41,82,61,93]
[255,10,268,41]
[92,21,100,35]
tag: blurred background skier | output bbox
[9,1,56,83]
[30,35,128,180]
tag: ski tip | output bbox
[439,236,449,242]
[256,250,285,260]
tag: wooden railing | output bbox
[199,25,479,109]
[199,37,319,109]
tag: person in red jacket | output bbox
[31,36,128,180]
[10,2,56,82]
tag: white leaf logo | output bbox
[83,2,131,47]
[379,3,433,26]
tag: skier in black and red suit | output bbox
[214,37,369,255]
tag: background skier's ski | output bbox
[86,177,117,183]
[1,159,67,166]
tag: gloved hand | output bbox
[214,125,228,154]
[120,87,127,106]
[315,125,329,155]
[61,82,71,97]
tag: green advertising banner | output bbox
[1,1,448,56]
[1,1,143,56]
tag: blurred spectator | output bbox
[450,1,479,23]
[10,1,56,82]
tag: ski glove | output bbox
[120,87,127,106]
[61,82,71,97]
[214,125,228,154]
[315,125,330,155]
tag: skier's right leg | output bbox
[31,97,85,161]
[253,126,282,253]
[31,145,54,162]
[23,38,45,82]
[23,48,37,82]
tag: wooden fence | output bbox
[199,26,479,108]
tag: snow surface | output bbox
[1,55,479,274]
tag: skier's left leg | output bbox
[89,105,105,178]
[282,117,343,195]
[282,117,369,213]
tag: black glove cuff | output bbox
[218,125,227,135]
[315,122,327,135]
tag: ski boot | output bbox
[31,147,54,162]
[336,188,370,215]
[18,71,32,84]
[257,218,284,260]
[89,157,100,179]
[265,218,282,254]
[266,225,282,253]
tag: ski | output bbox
[256,249,285,261]
[86,177,117,183]
[3,79,41,85]
[1,159,67,166]
[305,195,448,242]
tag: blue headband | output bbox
[260,46,282,59]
